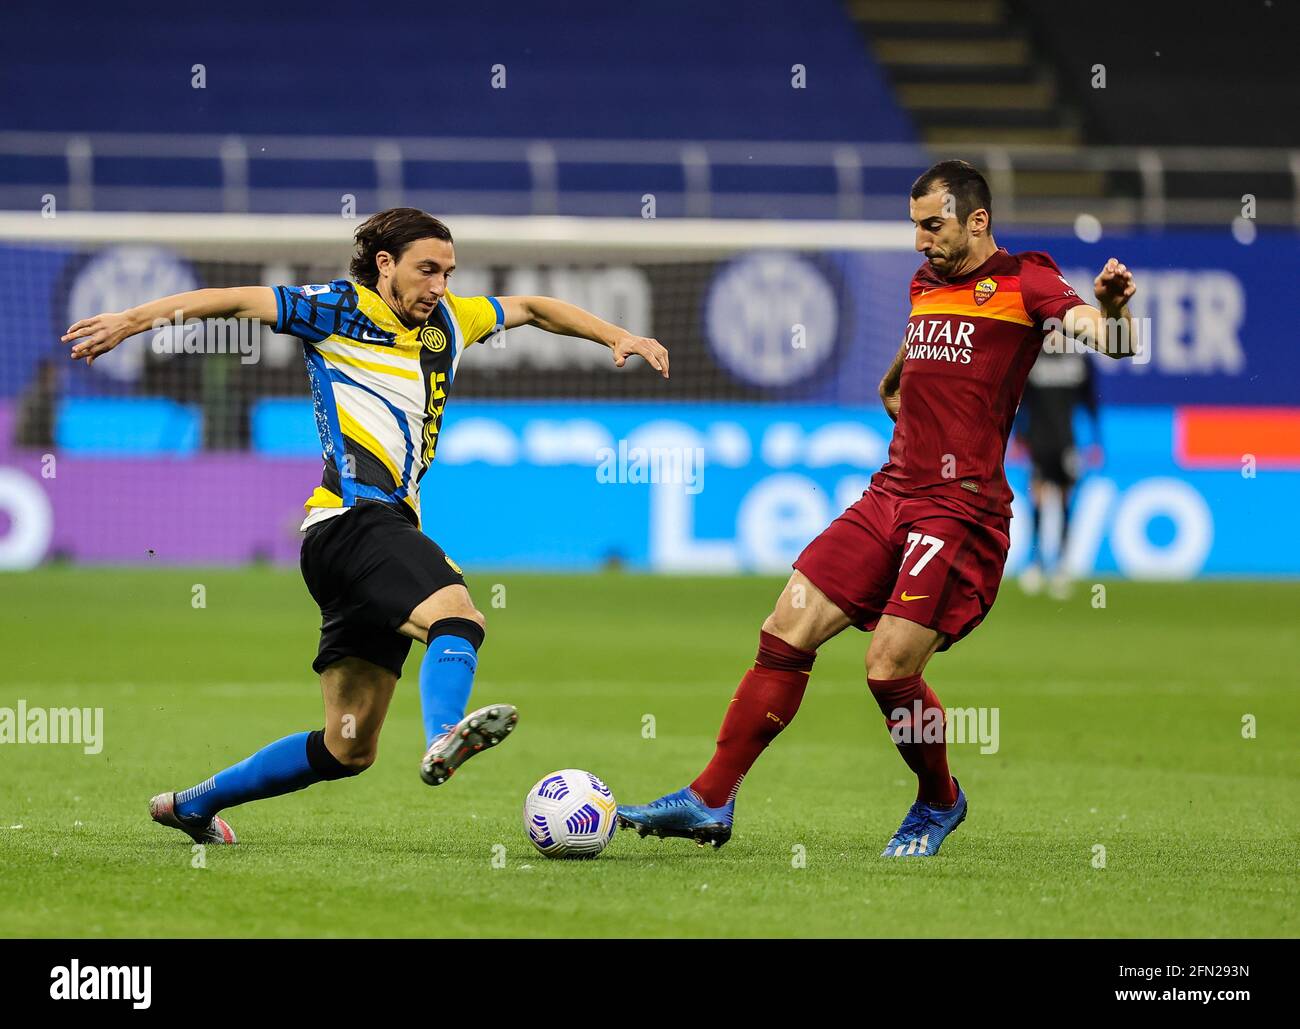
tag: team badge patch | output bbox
[973,277,998,306]
[419,326,448,352]
[444,554,462,575]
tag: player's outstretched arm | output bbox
[62,286,278,366]
[497,295,669,378]
[1060,258,1139,361]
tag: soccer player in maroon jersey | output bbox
[618,160,1139,856]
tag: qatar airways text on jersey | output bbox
[904,318,976,363]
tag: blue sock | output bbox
[175,731,325,823]
[421,630,481,746]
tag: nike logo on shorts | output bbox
[900,592,929,602]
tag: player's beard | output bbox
[928,234,969,279]
[391,283,426,327]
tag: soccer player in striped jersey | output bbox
[617,161,1138,856]
[64,208,669,845]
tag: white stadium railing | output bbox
[1,132,1297,227]
[0,211,915,263]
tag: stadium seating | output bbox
[0,0,917,217]
[0,1,913,143]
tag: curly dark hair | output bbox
[349,208,453,288]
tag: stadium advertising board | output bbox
[1,231,1297,408]
[1,401,1295,576]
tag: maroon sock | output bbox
[690,631,814,808]
[867,674,958,808]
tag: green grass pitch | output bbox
[1,569,1296,938]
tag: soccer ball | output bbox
[522,769,618,859]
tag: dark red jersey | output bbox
[871,247,1083,518]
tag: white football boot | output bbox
[149,791,237,844]
[420,704,519,786]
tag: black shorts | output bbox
[1029,445,1081,489]
[299,501,466,678]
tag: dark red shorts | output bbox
[793,486,1010,650]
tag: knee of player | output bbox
[334,741,378,774]
[760,608,787,638]
[761,605,821,653]
[865,642,912,681]
[761,598,807,642]
[446,599,486,632]
[311,727,375,778]
[426,608,487,650]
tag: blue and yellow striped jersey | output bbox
[272,278,504,528]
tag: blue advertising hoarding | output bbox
[4,227,1297,577]
[372,401,1297,578]
[998,229,1300,407]
[3,229,1298,408]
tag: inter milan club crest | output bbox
[419,325,448,352]
[973,277,998,306]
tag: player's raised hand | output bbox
[612,331,669,378]
[62,311,136,366]
[1093,258,1136,314]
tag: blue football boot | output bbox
[616,786,735,848]
[880,779,967,857]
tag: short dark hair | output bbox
[349,208,453,288]
[910,160,992,227]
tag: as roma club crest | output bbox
[419,326,448,352]
[973,277,998,306]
